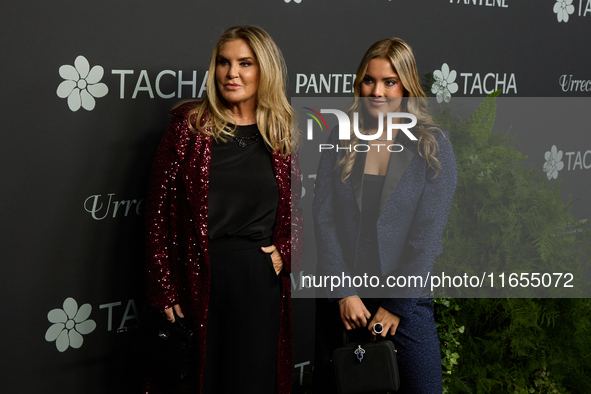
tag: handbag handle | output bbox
[341,329,349,346]
[341,329,397,356]
[341,327,385,346]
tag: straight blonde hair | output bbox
[338,38,442,181]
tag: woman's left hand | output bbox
[368,307,400,338]
[261,245,283,275]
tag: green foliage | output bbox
[440,298,591,393]
[434,297,464,393]
[433,93,591,393]
[435,92,589,291]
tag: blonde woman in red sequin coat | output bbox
[145,26,302,394]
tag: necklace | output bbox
[224,125,260,147]
[233,131,260,147]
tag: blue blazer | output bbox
[312,126,457,319]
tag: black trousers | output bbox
[203,237,281,394]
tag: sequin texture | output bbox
[145,102,302,393]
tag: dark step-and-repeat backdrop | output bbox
[2,1,590,392]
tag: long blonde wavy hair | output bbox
[337,38,442,181]
[184,26,292,156]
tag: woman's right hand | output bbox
[338,297,371,330]
[261,245,284,275]
[163,304,184,323]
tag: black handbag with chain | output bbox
[332,329,400,394]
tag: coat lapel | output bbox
[350,137,415,214]
[378,145,414,213]
[351,150,366,211]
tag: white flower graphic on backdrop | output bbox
[431,63,458,103]
[45,297,96,352]
[284,0,302,3]
[56,56,108,112]
[554,0,575,23]
[543,145,564,180]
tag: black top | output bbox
[356,173,386,277]
[208,124,278,240]
[360,173,386,241]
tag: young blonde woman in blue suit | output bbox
[312,38,457,393]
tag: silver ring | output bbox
[373,322,383,334]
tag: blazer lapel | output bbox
[351,140,415,213]
[378,145,414,213]
[351,150,366,211]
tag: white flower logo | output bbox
[57,56,108,112]
[554,0,575,23]
[543,145,564,180]
[45,297,97,352]
[431,63,459,103]
[284,0,302,3]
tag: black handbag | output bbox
[134,311,196,380]
[332,329,400,394]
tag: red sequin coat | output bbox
[145,102,303,393]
